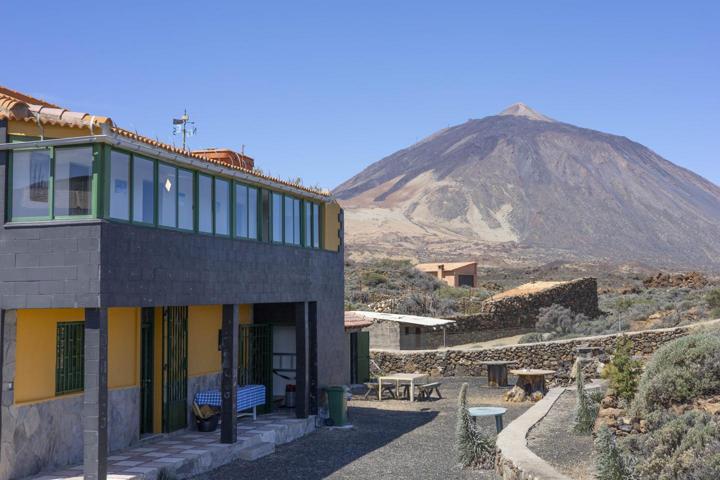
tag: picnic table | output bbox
[468,406,507,433]
[194,384,266,420]
[378,373,429,402]
[479,361,516,387]
[510,369,555,396]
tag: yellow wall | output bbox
[108,308,140,389]
[8,119,94,139]
[15,309,85,404]
[14,308,140,404]
[188,305,222,377]
[323,201,342,252]
[239,304,253,324]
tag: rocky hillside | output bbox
[335,104,720,269]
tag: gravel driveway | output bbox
[195,378,530,480]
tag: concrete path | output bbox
[197,378,531,480]
[28,412,315,480]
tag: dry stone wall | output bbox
[371,321,714,383]
[432,278,600,348]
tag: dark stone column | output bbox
[84,308,108,480]
[0,118,7,225]
[295,302,310,418]
[220,304,239,444]
[308,302,319,415]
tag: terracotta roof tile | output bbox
[0,86,61,108]
[344,311,374,330]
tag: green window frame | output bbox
[177,168,195,231]
[131,155,156,225]
[55,321,84,395]
[157,162,178,228]
[271,191,283,243]
[107,149,131,221]
[214,177,230,236]
[198,173,214,234]
[7,145,99,222]
[234,182,260,240]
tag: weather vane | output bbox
[172,109,197,150]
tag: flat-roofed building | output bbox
[415,261,477,287]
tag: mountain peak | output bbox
[498,102,555,122]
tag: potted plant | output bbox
[193,402,220,432]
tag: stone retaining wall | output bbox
[428,278,600,348]
[371,320,720,381]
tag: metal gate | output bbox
[140,308,154,434]
[163,306,188,432]
[238,324,273,412]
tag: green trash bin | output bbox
[324,386,347,426]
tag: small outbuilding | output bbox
[346,311,455,351]
[415,261,477,287]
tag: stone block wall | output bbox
[424,278,600,349]
[371,321,714,381]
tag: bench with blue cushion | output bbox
[194,384,266,420]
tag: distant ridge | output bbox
[335,105,720,268]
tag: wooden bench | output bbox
[404,382,442,400]
[364,382,397,400]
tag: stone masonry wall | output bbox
[428,278,600,348]
[371,321,716,383]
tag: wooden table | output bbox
[378,373,429,402]
[468,406,507,433]
[480,361,516,387]
[510,369,555,395]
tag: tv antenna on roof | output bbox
[172,109,197,150]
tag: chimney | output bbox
[437,264,444,279]
[192,148,255,170]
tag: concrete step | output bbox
[237,441,275,461]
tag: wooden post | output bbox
[487,364,509,388]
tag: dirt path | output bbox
[526,390,595,479]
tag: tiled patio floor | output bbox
[29,412,316,480]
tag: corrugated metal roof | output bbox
[346,311,455,327]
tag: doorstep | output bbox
[27,412,316,480]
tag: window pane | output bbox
[132,156,155,224]
[54,147,93,217]
[109,150,130,220]
[248,187,258,239]
[313,203,320,248]
[214,178,230,235]
[157,163,177,228]
[293,199,301,245]
[272,192,282,242]
[198,175,213,233]
[304,202,312,246]
[11,149,51,218]
[284,196,293,244]
[178,169,194,230]
[235,184,248,238]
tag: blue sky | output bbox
[4,1,719,188]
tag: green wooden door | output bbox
[356,331,370,383]
[238,324,273,412]
[163,306,188,432]
[140,308,154,434]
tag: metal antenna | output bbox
[172,109,197,151]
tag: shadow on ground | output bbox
[199,407,438,480]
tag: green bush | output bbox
[574,368,599,434]
[536,304,589,335]
[602,336,643,404]
[623,411,720,480]
[360,271,389,287]
[707,288,720,309]
[517,332,546,344]
[594,425,631,480]
[632,333,720,417]
[455,383,495,469]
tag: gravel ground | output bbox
[195,377,530,480]
[526,390,595,480]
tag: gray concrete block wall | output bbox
[0,224,102,309]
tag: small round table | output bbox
[510,369,556,396]
[467,406,507,433]
[480,361,516,387]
